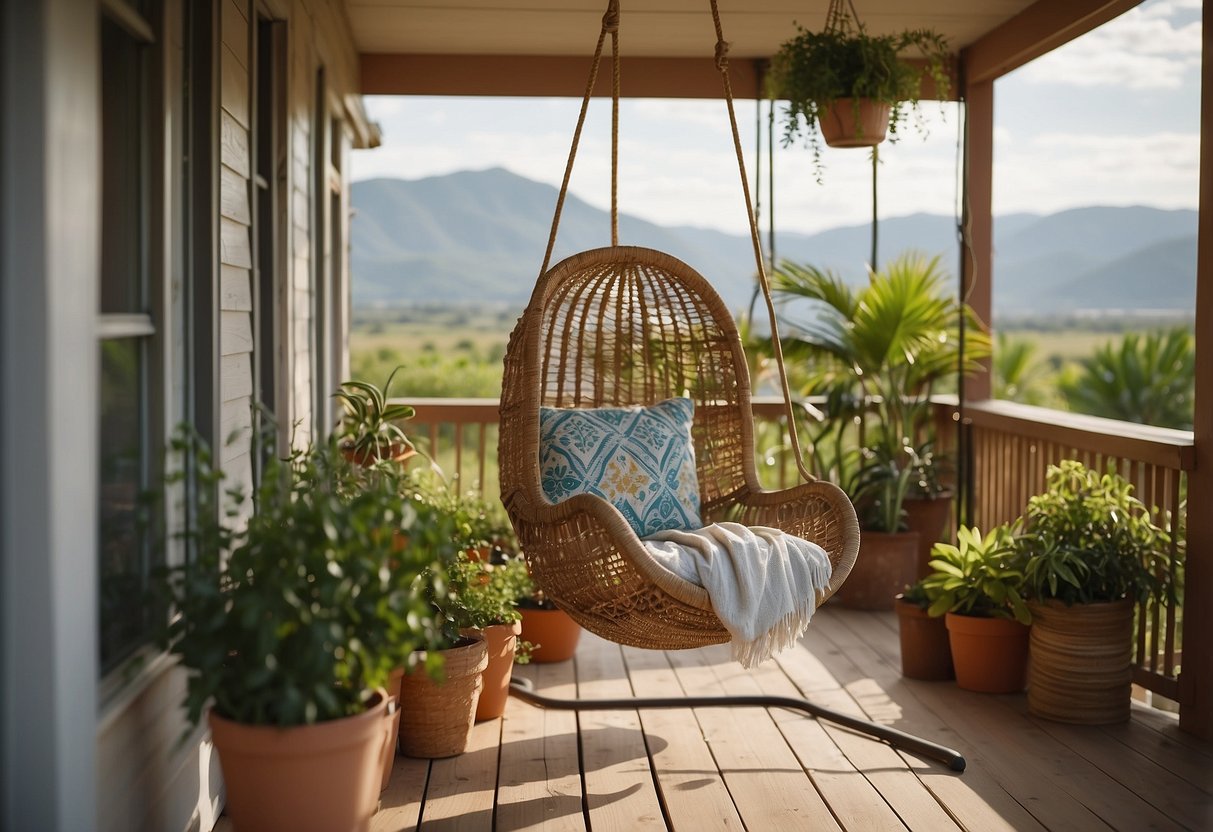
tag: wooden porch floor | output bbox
[227,606,1213,831]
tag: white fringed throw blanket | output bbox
[642,522,832,668]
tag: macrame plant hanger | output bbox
[502,0,965,773]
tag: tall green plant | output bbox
[774,252,989,530]
[993,332,1054,406]
[158,430,455,728]
[1058,327,1194,429]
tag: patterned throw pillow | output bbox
[538,398,701,537]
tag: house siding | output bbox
[88,0,369,829]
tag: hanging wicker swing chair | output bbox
[498,0,965,773]
[500,0,859,650]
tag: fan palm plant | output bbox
[1059,327,1194,429]
[993,332,1055,407]
[773,252,990,530]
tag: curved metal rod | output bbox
[509,676,966,773]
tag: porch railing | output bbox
[938,398,1193,704]
[403,396,1193,705]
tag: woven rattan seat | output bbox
[499,246,859,649]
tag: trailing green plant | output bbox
[157,428,458,729]
[332,365,419,460]
[922,525,1031,623]
[767,6,951,177]
[1017,460,1172,606]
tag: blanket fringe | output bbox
[731,595,821,669]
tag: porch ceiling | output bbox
[345,0,1037,59]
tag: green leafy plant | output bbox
[775,252,989,530]
[900,577,932,609]
[1058,327,1194,429]
[921,525,1031,623]
[157,428,456,728]
[1017,460,1171,606]
[444,552,534,632]
[768,8,951,176]
[332,365,419,461]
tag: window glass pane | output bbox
[100,16,145,315]
[99,337,147,670]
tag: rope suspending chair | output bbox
[499,0,965,772]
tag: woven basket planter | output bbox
[397,635,488,758]
[1028,598,1134,724]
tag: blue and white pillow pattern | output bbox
[538,398,701,538]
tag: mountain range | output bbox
[351,167,1197,316]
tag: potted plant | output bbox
[895,578,953,681]
[332,365,420,465]
[391,487,491,758]
[519,590,582,663]
[922,525,1032,693]
[776,253,987,608]
[158,430,448,832]
[902,431,955,580]
[767,0,951,175]
[445,549,534,721]
[1017,460,1173,724]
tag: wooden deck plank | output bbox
[823,609,1185,832]
[420,719,501,831]
[666,645,842,831]
[742,645,912,831]
[798,612,1052,832]
[496,661,586,832]
[763,636,965,832]
[373,756,430,832]
[621,646,744,832]
[574,633,667,830]
[1098,712,1213,794]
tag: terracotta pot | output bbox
[520,605,582,662]
[340,443,415,467]
[903,491,954,580]
[461,620,522,721]
[833,531,918,611]
[379,668,405,792]
[397,635,488,758]
[819,98,891,148]
[895,596,954,681]
[208,691,392,832]
[945,613,1030,694]
[1028,598,1134,724]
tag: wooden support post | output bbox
[1179,0,1213,741]
[960,72,994,402]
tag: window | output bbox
[98,2,159,673]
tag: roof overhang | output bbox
[349,0,1143,97]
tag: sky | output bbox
[350,0,1202,236]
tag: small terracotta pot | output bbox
[379,668,405,792]
[895,596,954,681]
[340,443,415,467]
[903,492,954,580]
[945,612,1030,694]
[397,635,488,758]
[209,691,392,832]
[520,605,582,662]
[1028,598,1134,724]
[462,620,522,721]
[833,531,918,611]
[819,98,891,148]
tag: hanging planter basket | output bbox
[818,98,891,148]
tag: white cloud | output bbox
[1016,6,1201,91]
[994,130,1198,215]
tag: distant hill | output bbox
[351,168,1197,316]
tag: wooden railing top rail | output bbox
[938,396,1195,471]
